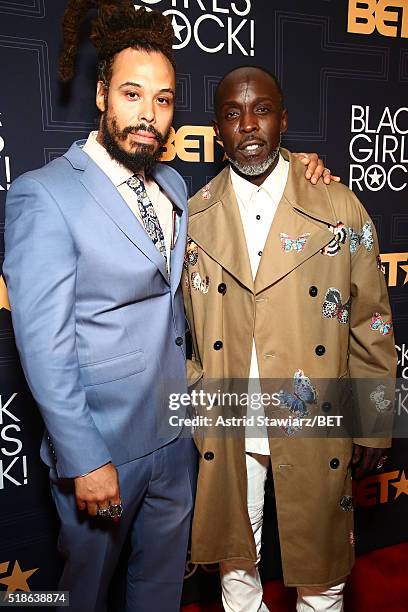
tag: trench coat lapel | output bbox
[254,150,339,294]
[65,142,169,284]
[188,167,253,292]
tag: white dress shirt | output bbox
[230,154,289,455]
[83,131,174,265]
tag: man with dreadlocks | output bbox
[4,2,195,611]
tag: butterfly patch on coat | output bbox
[320,221,347,257]
[370,313,393,336]
[278,369,318,418]
[348,221,374,253]
[377,255,386,274]
[184,238,199,270]
[322,288,351,324]
[191,271,210,294]
[280,232,311,253]
[201,182,212,200]
[369,384,392,413]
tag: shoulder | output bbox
[188,166,230,216]
[153,162,187,193]
[325,181,373,234]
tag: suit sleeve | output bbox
[348,195,397,448]
[3,175,112,478]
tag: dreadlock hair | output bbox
[59,0,175,86]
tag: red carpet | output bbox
[182,543,408,611]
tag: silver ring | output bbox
[96,507,111,519]
[325,168,331,174]
[108,503,123,519]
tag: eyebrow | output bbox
[119,81,175,95]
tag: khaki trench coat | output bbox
[182,149,397,587]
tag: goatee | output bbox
[101,113,170,175]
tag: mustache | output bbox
[119,123,166,145]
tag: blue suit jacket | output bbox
[3,141,189,478]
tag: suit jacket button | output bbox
[204,451,214,461]
[175,336,184,346]
[322,402,331,412]
[315,345,326,356]
[330,458,340,469]
[213,341,223,350]
[218,283,227,295]
[309,286,318,297]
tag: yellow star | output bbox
[0,561,38,592]
[400,264,408,285]
[0,562,9,575]
[391,470,408,499]
[0,276,10,311]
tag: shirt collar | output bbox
[82,131,144,187]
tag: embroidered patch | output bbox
[184,238,199,270]
[320,221,347,256]
[377,254,386,274]
[322,288,351,324]
[370,384,392,413]
[201,182,212,200]
[350,531,355,546]
[370,313,393,336]
[280,423,302,437]
[348,221,374,253]
[280,232,311,253]
[191,271,210,294]
[184,273,190,288]
[340,495,354,512]
[278,369,318,417]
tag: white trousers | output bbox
[220,454,345,612]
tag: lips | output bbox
[237,139,266,157]
[130,131,157,143]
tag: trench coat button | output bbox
[218,283,227,295]
[330,458,340,469]
[204,451,214,461]
[315,345,326,356]
[322,402,331,412]
[256,214,261,220]
[213,341,223,350]
[258,251,263,257]
[175,336,184,346]
[309,286,318,297]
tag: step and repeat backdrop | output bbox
[0,0,407,606]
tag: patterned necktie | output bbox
[127,175,168,271]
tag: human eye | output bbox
[225,110,239,120]
[125,91,140,101]
[156,96,173,106]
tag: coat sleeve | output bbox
[347,194,397,448]
[3,175,112,478]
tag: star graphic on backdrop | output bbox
[400,264,408,285]
[0,563,9,575]
[171,16,187,42]
[390,470,408,499]
[0,561,38,593]
[368,168,383,186]
[0,276,10,311]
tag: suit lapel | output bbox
[255,149,338,294]
[78,153,169,284]
[151,165,188,296]
[188,168,253,292]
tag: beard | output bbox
[101,112,170,175]
[229,140,281,178]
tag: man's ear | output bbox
[96,81,107,113]
[280,108,288,134]
[212,120,221,142]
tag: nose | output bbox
[239,110,258,133]
[138,98,155,124]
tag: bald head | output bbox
[214,66,284,118]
